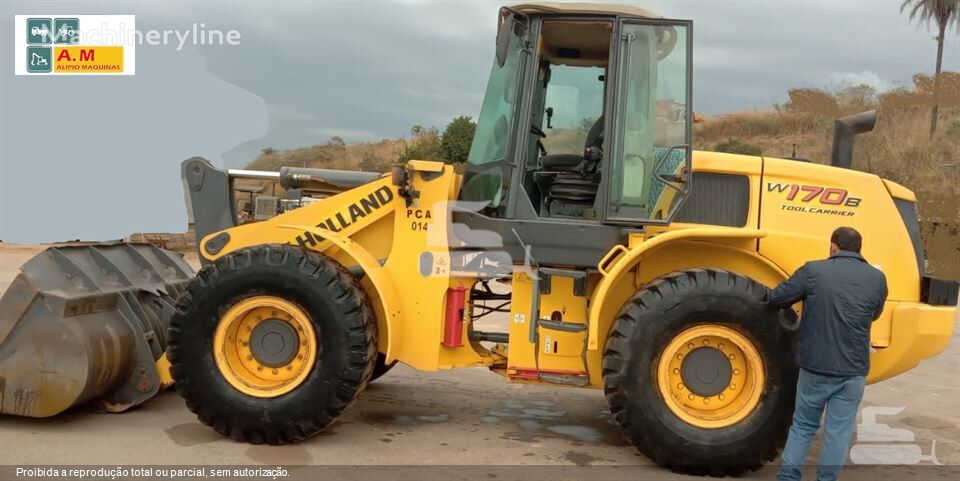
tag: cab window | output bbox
[607,22,691,222]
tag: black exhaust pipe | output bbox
[830,110,877,169]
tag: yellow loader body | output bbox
[195,153,955,386]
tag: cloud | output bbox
[825,70,896,92]
[305,127,379,140]
[269,104,319,123]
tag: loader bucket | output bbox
[0,243,195,417]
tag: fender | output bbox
[587,227,770,350]
[278,224,402,362]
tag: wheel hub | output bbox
[249,318,300,368]
[212,296,317,398]
[657,324,765,429]
[681,347,732,397]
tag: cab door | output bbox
[603,18,693,224]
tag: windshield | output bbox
[467,28,522,166]
[460,18,524,208]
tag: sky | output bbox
[1,0,958,243]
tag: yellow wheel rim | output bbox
[656,324,765,429]
[213,296,316,398]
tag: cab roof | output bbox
[508,2,662,19]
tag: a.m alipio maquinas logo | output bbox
[16,15,136,76]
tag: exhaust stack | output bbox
[830,110,877,169]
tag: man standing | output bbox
[770,227,888,481]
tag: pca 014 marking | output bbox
[767,182,861,216]
[407,208,432,232]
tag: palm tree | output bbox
[901,0,960,138]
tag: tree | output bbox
[398,125,442,163]
[440,115,477,163]
[901,0,960,138]
[837,84,878,112]
[913,71,960,108]
[359,152,389,172]
[784,88,839,117]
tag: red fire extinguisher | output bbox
[443,283,466,348]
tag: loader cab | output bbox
[460,5,693,265]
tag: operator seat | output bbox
[540,117,604,172]
[535,117,604,218]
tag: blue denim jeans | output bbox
[778,369,866,481]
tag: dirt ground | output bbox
[0,243,957,480]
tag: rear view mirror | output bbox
[495,10,515,67]
[655,26,678,60]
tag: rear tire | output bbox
[602,269,796,476]
[168,244,378,444]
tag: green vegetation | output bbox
[715,138,763,156]
[947,118,960,138]
[398,125,442,165]
[440,116,478,164]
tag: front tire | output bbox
[168,244,378,444]
[602,269,797,476]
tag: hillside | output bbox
[247,137,404,173]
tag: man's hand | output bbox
[768,264,809,308]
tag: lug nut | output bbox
[728,354,736,360]
[730,383,737,390]
[719,394,726,401]
[734,369,741,375]
[272,369,278,375]
[688,393,695,400]
[673,368,680,375]
[677,383,684,390]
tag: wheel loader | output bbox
[1,2,957,476]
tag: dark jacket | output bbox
[768,251,888,377]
